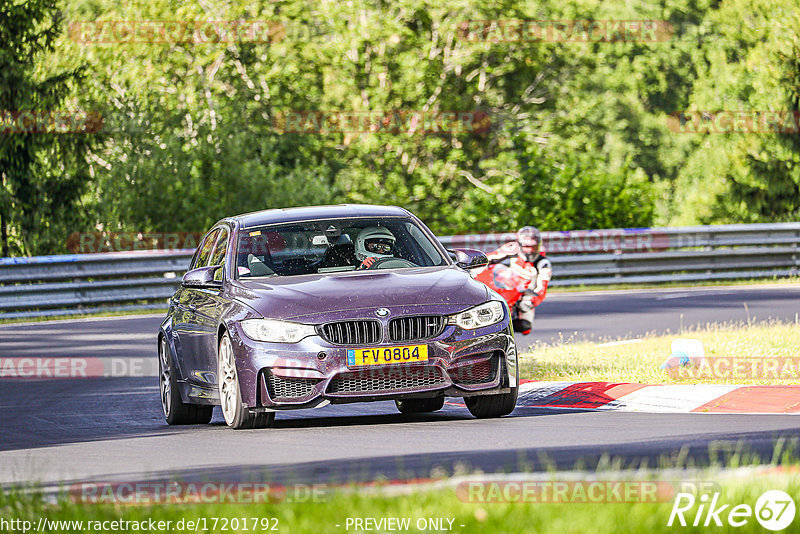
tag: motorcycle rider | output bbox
[473,226,552,335]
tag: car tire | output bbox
[465,387,518,418]
[395,396,445,414]
[159,336,213,425]
[218,332,274,430]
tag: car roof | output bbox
[231,204,412,229]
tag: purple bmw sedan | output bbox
[158,205,518,429]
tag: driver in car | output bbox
[355,227,397,270]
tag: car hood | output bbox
[229,266,489,322]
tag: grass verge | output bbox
[519,319,800,385]
[3,471,800,533]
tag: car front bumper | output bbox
[227,317,517,410]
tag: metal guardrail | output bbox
[0,223,798,319]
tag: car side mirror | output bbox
[450,248,489,270]
[181,265,223,288]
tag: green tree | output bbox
[668,0,800,224]
[0,0,92,256]
[16,0,798,257]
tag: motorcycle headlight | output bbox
[240,319,316,343]
[447,301,505,330]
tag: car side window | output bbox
[192,229,220,270]
[209,228,229,281]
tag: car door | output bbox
[190,225,231,381]
[173,228,219,380]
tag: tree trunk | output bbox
[0,171,7,257]
[0,208,7,258]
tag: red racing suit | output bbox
[473,241,552,334]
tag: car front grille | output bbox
[326,367,446,395]
[319,320,382,345]
[266,373,320,400]
[451,354,497,385]
[388,315,446,342]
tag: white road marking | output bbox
[596,384,741,413]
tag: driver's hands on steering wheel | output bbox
[358,256,379,270]
[358,256,417,270]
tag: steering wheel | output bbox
[363,257,417,270]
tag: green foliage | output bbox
[0,0,93,256]
[668,0,800,224]
[2,0,800,256]
[6,474,800,534]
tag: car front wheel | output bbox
[218,332,274,429]
[465,387,518,418]
[159,336,213,425]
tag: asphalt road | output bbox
[2,284,799,488]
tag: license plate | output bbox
[347,345,428,367]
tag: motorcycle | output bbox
[471,246,551,334]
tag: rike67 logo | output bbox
[668,490,796,530]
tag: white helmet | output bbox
[517,226,541,261]
[355,227,396,262]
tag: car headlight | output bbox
[240,319,316,343]
[447,301,505,330]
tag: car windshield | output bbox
[236,217,447,278]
